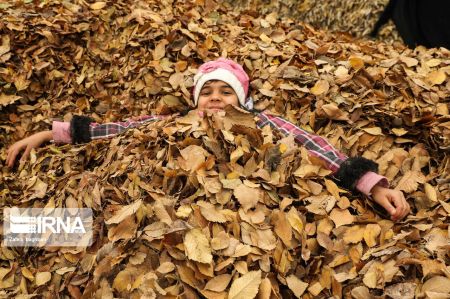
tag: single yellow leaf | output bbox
[90,2,106,10]
[156,262,175,274]
[175,205,193,218]
[349,56,364,70]
[228,270,261,299]
[259,33,272,44]
[308,281,324,296]
[395,171,426,193]
[321,104,349,121]
[279,143,287,154]
[424,183,438,202]
[198,201,227,223]
[363,271,377,289]
[105,199,142,224]
[392,128,408,136]
[425,59,441,67]
[233,184,260,212]
[21,267,34,281]
[426,70,446,86]
[343,225,365,244]
[310,80,329,96]
[364,224,381,247]
[112,268,135,292]
[227,172,240,179]
[35,272,51,286]
[153,39,169,61]
[328,254,350,268]
[324,179,340,199]
[286,275,308,297]
[439,200,450,215]
[204,274,232,292]
[421,276,450,296]
[329,208,354,228]
[286,208,304,234]
[184,228,213,264]
[362,127,383,135]
[258,277,272,299]
[399,56,418,67]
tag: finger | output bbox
[398,195,408,219]
[6,148,11,167]
[7,147,20,168]
[21,146,32,162]
[6,145,14,166]
[402,200,410,219]
[376,196,397,217]
[390,194,405,219]
[396,195,409,220]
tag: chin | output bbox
[206,108,224,113]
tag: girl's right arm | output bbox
[6,114,165,167]
[53,115,166,144]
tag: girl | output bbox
[6,58,410,221]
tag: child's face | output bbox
[197,80,239,112]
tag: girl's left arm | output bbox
[256,112,410,220]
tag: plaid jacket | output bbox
[85,112,348,173]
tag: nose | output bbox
[210,90,222,102]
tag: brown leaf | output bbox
[234,183,261,212]
[228,270,261,299]
[204,274,232,292]
[311,79,330,96]
[363,224,381,247]
[35,272,51,286]
[153,39,169,60]
[426,70,446,85]
[329,208,354,228]
[395,171,426,193]
[90,2,106,10]
[105,200,142,224]
[321,104,349,121]
[184,228,213,264]
[0,94,21,107]
[349,56,364,70]
[286,275,308,298]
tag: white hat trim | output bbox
[193,68,246,107]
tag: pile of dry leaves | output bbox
[225,0,401,43]
[1,0,449,298]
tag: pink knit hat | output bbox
[193,58,252,109]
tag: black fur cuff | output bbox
[70,115,93,144]
[334,157,379,191]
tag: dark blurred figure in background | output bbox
[371,0,450,49]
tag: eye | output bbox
[223,90,233,95]
[200,90,211,96]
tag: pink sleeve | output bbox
[356,171,389,196]
[52,121,72,144]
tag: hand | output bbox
[6,131,53,168]
[370,185,410,221]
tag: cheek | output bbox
[226,95,239,106]
[197,97,208,109]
